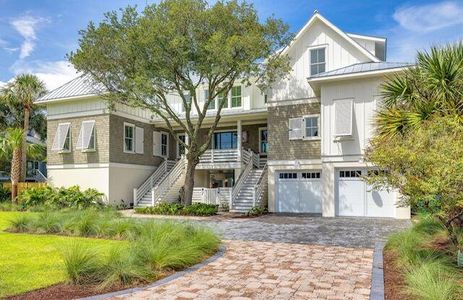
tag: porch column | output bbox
[237,119,242,161]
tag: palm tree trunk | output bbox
[11,147,22,202]
[20,107,30,182]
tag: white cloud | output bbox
[386,1,463,62]
[393,1,463,33]
[10,15,48,59]
[10,60,78,91]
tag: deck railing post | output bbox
[151,189,155,206]
[133,188,138,207]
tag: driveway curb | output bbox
[80,245,226,300]
[370,241,385,300]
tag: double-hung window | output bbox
[231,86,241,108]
[205,90,216,110]
[304,116,319,139]
[124,123,135,153]
[218,91,228,108]
[161,133,168,157]
[310,47,326,76]
[177,134,186,158]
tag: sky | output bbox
[0,0,462,90]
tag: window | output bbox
[51,123,71,152]
[181,93,191,112]
[161,132,168,157]
[339,170,362,178]
[231,86,241,107]
[264,94,268,103]
[279,172,297,179]
[205,90,215,110]
[177,134,186,158]
[124,123,135,153]
[213,131,237,150]
[310,47,326,76]
[218,91,228,108]
[304,116,319,138]
[259,128,268,154]
[302,172,321,179]
[76,120,96,151]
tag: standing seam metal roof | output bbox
[36,74,106,102]
[309,62,413,79]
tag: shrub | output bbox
[246,206,266,217]
[0,185,11,202]
[134,202,217,216]
[9,214,33,232]
[62,243,103,285]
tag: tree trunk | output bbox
[11,147,22,203]
[183,155,198,206]
[20,107,30,182]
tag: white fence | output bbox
[192,187,232,208]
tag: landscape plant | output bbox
[135,202,218,216]
[69,0,293,205]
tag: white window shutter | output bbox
[334,99,353,136]
[135,127,144,154]
[288,118,303,140]
[76,121,95,150]
[52,123,70,151]
[153,131,161,156]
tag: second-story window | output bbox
[205,90,215,110]
[218,91,228,108]
[304,115,319,138]
[310,47,326,76]
[124,123,135,153]
[231,86,241,107]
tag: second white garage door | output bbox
[336,169,396,217]
[277,171,322,213]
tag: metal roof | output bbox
[36,74,106,102]
[309,62,413,79]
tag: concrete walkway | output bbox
[113,212,409,299]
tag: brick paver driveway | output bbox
[111,213,409,300]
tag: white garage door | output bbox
[277,171,322,213]
[336,169,396,217]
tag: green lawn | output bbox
[0,211,122,298]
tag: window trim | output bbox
[123,122,136,154]
[302,114,321,140]
[212,129,238,150]
[258,127,268,154]
[160,131,169,158]
[309,45,327,77]
[57,122,72,153]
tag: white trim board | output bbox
[47,162,158,170]
[267,98,319,107]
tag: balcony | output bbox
[197,149,242,169]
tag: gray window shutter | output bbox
[153,131,161,156]
[334,99,353,136]
[288,118,303,140]
[52,123,70,151]
[135,127,144,154]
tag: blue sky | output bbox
[0,0,462,90]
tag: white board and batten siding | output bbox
[270,20,372,102]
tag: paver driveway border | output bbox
[81,246,227,300]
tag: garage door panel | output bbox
[337,179,365,216]
[366,187,396,217]
[299,180,322,213]
[277,180,300,213]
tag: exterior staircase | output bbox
[134,159,185,207]
[230,150,268,213]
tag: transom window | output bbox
[124,124,135,152]
[279,172,298,179]
[213,131,237,150]
[161,133,168,157]
[231,86,241,107]
[339,170,362,178]
[304,116,319,138]
[302,172,321,179]
[310,47,326,76]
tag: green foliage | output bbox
[366,116,463,229]
[9,210,220,289]
[386,216,463,300]
[0,185,11,202]
[16,186,105,210]
[134,202,218,216]
[246,206,266,217]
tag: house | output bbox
[37,12,411,219]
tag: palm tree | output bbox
[376,42,463,138]
[0,74,46,181]
[0,128,44,201]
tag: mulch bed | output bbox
[6,282,144,300]
[383,250,410,300]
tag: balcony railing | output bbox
[198,149,240,164]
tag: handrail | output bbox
[35,169,47,182]
[252,163,268,207]
[151,157,186,205]
[231,155,253,209]
[134,160,175,206]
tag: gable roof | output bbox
[281,12,381,62]
[36,74,106,103]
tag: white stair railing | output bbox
[133,160,174,206]
[231,153,253,210]
[151,157,187,205]
[252,164,268,208]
